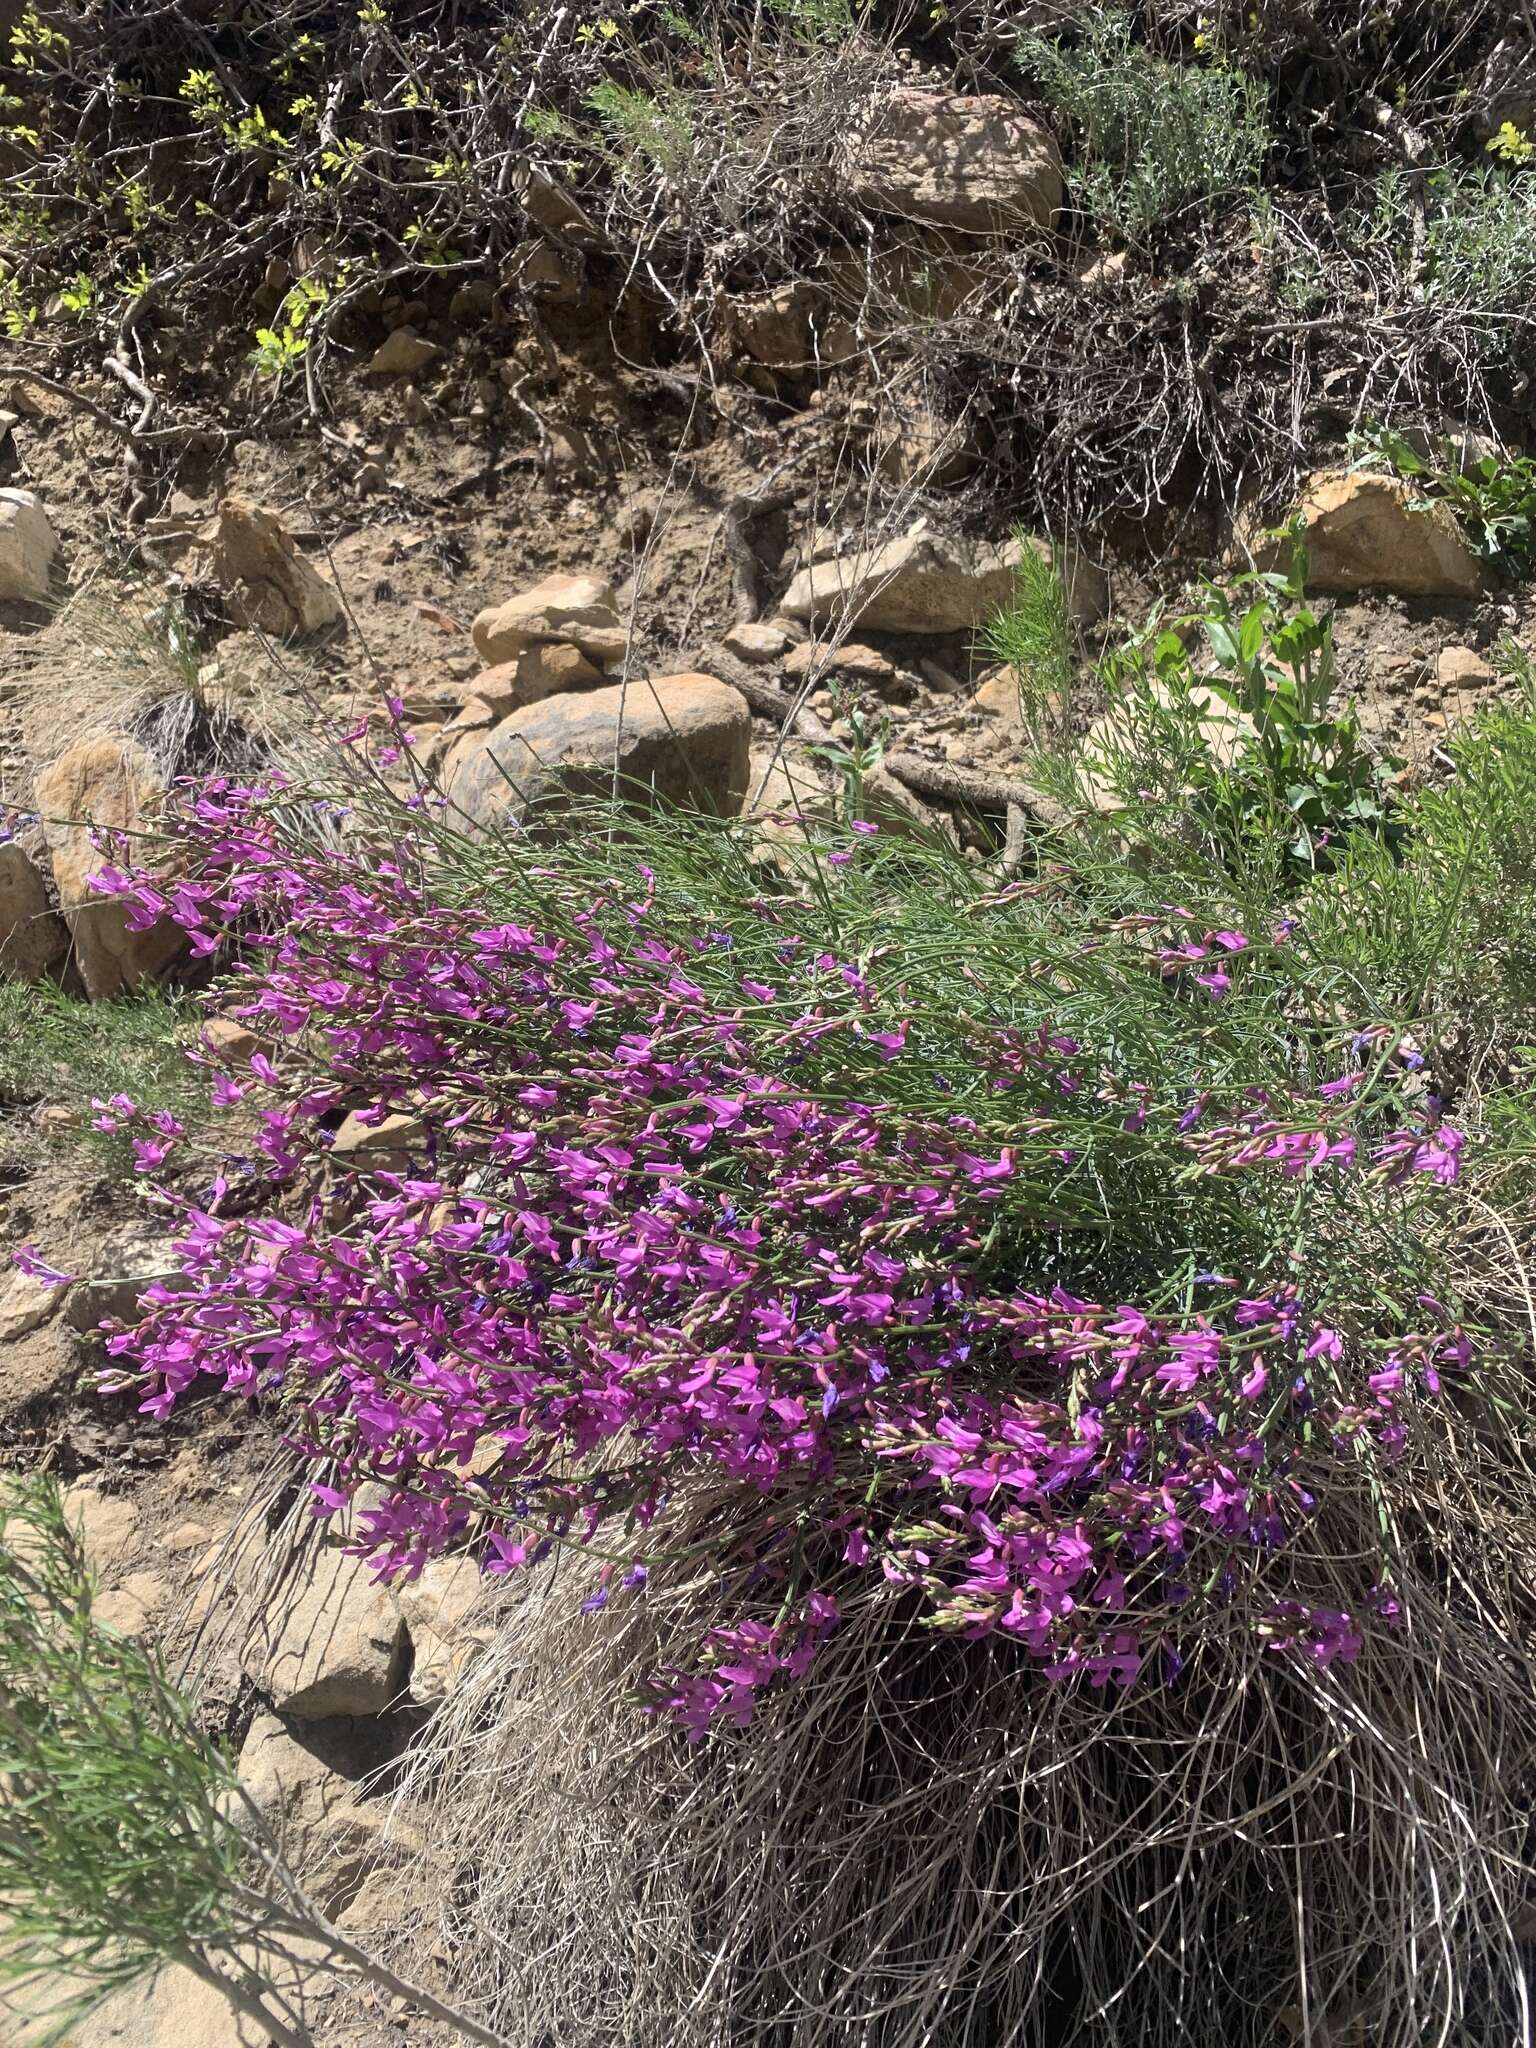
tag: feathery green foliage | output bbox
[0,1476,243,2041]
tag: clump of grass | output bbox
[0,983,209,1174]
[1017,7,1271,241]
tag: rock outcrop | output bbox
[782,530,1107,635]
[242,1545,408,1719]
[1244,473,1487,600]
[0,839,67,979]
[367,325,438,377]
[395,1553,491,1705]
[63,1224,188,1332]
[205,496,344,639]
[471,572,626,669]
[0,1266,65,1343]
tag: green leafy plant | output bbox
[1086,567,1399,874]
[402,217,463,265]
[809,702,888,824]
[8,4,69,75]
[1017,7,1270,240]
[1353,424,1536,579]
[56,269,96,317]
[250,272,330,379]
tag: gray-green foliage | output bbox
[1368,165,1536,362]
[0,1476,244,2040]
[764,0,858,40]
[1017,8,1270,240]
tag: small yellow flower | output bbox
[1487,119,1535,165]
[598,15,620,35]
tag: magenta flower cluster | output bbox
[69,783,1476,1735]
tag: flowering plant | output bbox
[60,775,1486,1737]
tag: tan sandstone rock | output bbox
[0,840,67,980]
[0,486,57,601]
[783,640,896,684]
[242,1544,408,1718]
[396,1552,492,1704]
[730,281,817,368]
[471,572,626,669]
[0,1266,65,1343]
[368,324,438,377]
[1437,644,1497,691]
[330,1109,425,1171]
[35,739,184,999]
[59,1482,140,1574]
[64,1958,269,2046]
[64,1223,187,1332]
[724,619,793,664]
[93,1570,170,1637]
[782,531,1107,635]
[1245,473,1487,599]
[470,640,608,719]
[444,672,751,826]
[206,496,344,639]
[846,90,1062,235]
[973,667,1023,725]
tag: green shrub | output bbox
[0,1474,247,2037]
[0,1475,513,2048]
[1017,8,1270,240]
[1066,570,1399,880]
